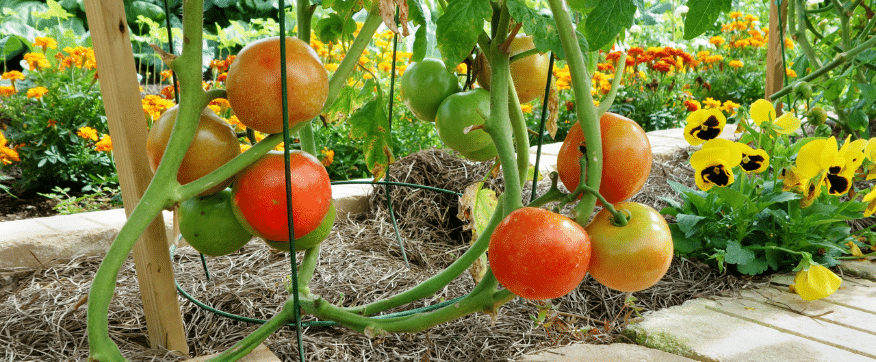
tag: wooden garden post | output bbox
[83,0,189,354]
[765,0,789,115]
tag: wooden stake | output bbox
[83,0,189,354]
[765,0,789,115]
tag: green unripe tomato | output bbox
[793,81,813,100]
[400,59,460,122]
[263,200,336,252]
[179,189,253,256]
[808,106,828,126]
[434,88,498,161]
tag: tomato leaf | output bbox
[316,13,356,44]
[506,0,552,53]
[379,0,410,37]
[411,26,427,63]
[348,96,394,180]
[582,0,636,51]
[457,183,498,240]
[435,0,491,68]
[683,0,732,40]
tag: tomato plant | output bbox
[225,36,329,134]
[434,88,497,161]
[146,105,241,196]
[557,112,652,204]
[179,189,253,256]
[489,207,591,300]
[231,150,332,242]
[476,35,550,104]
[585,202,673,292]
[263,200,336,252]
[400,58,461,122]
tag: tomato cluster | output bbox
[146,36,334,256]
[399,35,550,162]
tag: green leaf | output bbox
[34,0,73,20]
[849,109,869,132]
[675,213,705,237]
[128,1,165,22]
[858,83,876,107]
[411,25,427,63]
[507,0,552,53]
[408,0,427,26]
[725,240,755,265]
[582,0,636,51]
[708,186,748,212]
[670,224,701,254]
[435,0,491,68]
[316,13,354,44]
[459,184,499,240]
[683,0,731,40]
[567,0,599,13]
[736,257,769,275]
[348,96,394,180]
[757,191,799,206]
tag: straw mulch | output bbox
[0,148,757,361]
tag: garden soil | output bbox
[0,148,756,361]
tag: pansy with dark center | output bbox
[683,108,726,146]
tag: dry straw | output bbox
[0,148,754,361]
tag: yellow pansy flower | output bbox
[690,139,742,190]
[684,108,726,146]
[792,264,841,301]
[862,188,876,217]
[750,99,801,134]
[738,143,770,173]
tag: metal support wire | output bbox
[384,17,411,268]
[530,53,556,203]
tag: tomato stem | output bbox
[574,179,629,227]
[323,2,382,111]
[546,0,603,227]
[595,52,626,118]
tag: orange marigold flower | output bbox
[684,99,702,112]
[709,36,725,46]
[160,69,174,83]
[1,71,24,81]
[605,51,623,62]
[729,11,743,19]
[597,62,615,72]
[0,137,20,164]
[160,85,176,100]
[652,61,672,73]
[786,68,797,77]
[24,53,51,71]
[703,97,722,109]
[95,134,113,152]
[0,86,16,97]
[77,126,99,142]
[47,119,58,128]
[729,60,744,69]
[784,38,795,50]
[26,86,48,99]
[722,100,741,115]
[521,104,533,113]
[33,36,58,51]
[216,72,227,82]
[627,47,645,58]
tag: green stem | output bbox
[595,52,626,117]
[296,0,318,156]
[527,172,567,208]
[88,0,207,360]
[547,0,601,226]
[573,173,628,226]
[297,243,321,294]
[794,0,823,69]
[323,3,382,111]
[770,34,876,100]
[506,70,530,185]
[483,5,523,213]
[344,193,509,316]
[208,300,297,361]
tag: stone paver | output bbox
[518,343,697,362]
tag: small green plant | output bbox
[661,99,876,299]
[38,185,122,215]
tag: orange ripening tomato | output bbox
[225,36,328,134]
[557,112,652,204]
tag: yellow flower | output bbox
[1,71,24,81]
[796,137,838,179]
[784,37,795,50]
[95,134,113,152]
[684,108,726,146]
[750,99,801,134]
[722,100,741,115]
[521,104,533,114]
[729,60,744,69]
[456,62,468,74]
[320,147,335,167]
[786,68,797,78]
[862,188,876,217]
[77,126,99,142]
[0,86,16,97]
[709,36,725,46]
[33,36,57,50]
[0,131,20,165]
[738,143,770,173]
[26,87,48,99]
[729,11,743,19]
[780,167,806,193]
[792,264,841,301]
[703,97,722,109]
[24,53,51,71]
[690,139,742,190]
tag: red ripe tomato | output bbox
[489,207,591,300]
[225,36,328,134]
[145,105,241,196]
[557,112,652,204]
[585,202,673,292]
[231,150,332,242]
